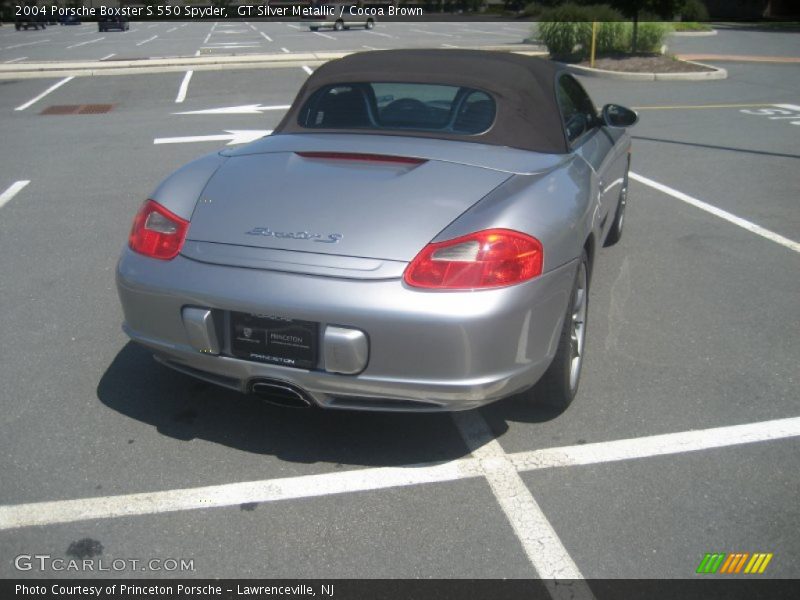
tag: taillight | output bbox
[128,199,189,260]
[404,229,543,290]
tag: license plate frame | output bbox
[229,312,318,370]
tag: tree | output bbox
[611,0,686,52]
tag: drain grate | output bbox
[40,104,114,115]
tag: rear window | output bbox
[297,82,496,135]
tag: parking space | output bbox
[3,477,539,579]
[523,438,800,578]
[0,24,798,588]
[0,21,538,63]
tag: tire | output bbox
[333,20,344,31]
[534,251,589,412]
[310,26,318,31]
[604,164,629,247]
[366,19,374,30]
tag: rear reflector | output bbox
[296,152,426,165]
[404,229,543,290]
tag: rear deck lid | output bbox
[185,150,511,263]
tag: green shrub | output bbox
[681,0,709,22]
[583,3,624,22]
[597,21,630,53]
[522,2,546,18]
[540,21,591,59]
[635,22,670,53]
[672,21,713,31]
[538,3,593,59]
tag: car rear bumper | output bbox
[116,248,577,412]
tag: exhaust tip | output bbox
[249,379,313,409]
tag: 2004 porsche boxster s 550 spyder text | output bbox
[116,49,637,412]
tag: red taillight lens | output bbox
[404,229,543,290]
[128,199,189,260]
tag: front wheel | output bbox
[534,252,589,412]
[365,19,375,30]
[333,20,344,31]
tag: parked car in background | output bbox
[305,4,375,31]
[15,16,47,30]
[99,16,129,32]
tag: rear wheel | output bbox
[366,19,375,30]
[334,20,344,31]
[604,165,628,247]
[535,252,589,412]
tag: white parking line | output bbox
[365,30,394,38]
[14,76,75,112]
[460,28,521,37]
[630,172,800,253]
[0,458,482,530]
[281,47,290,53]
[452,411,591,597]
[175,70,193,103]
[166,27,178,33]
[0,181,30,210]
[66,37,104,50]
[2,415,798,532]
[511,415,800,472]
[3,57,27,64]
[100,53,116,61]
[259,32,273,42]
[136,35,158,47]
[313,31,336,41]
[4,39,50,50]
[302,65,313,75]
[411,28,454,38]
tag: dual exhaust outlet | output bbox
[249,379,313,409]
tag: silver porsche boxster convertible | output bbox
[116,49,637,412]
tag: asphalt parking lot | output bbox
[0,20,536,62]
[0,21,798,589]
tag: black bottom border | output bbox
[4,579,800,600]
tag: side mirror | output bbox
[602,104,638,128]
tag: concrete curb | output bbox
[669,29,718,37]
[562,59,727,81]
[0,46,547,80]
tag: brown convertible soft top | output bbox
[273,49,569,155]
